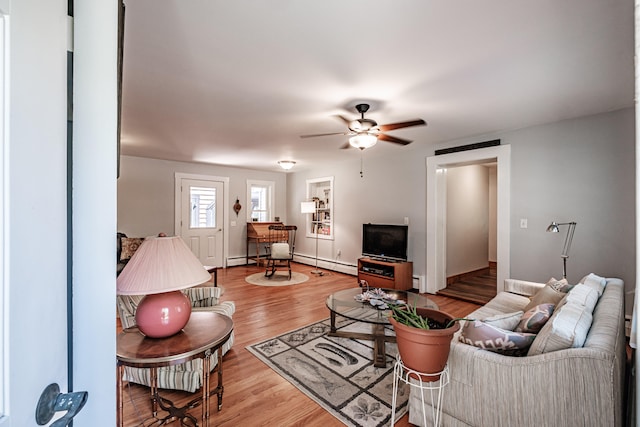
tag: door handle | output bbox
[36,383,88,426]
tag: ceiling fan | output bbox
[300,103,426,150]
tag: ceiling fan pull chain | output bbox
[360,153,364,178]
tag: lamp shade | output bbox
[116,235,211,338]
[301,201,316,214]
[117,235,210,295]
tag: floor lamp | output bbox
[546,221,577,279]
[301,201,323,276]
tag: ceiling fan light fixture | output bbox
[278,160,296,170]
[349,133,377,149]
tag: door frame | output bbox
[425,144,510,294]
[174,173,229,268]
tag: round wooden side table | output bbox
[116,311,233,427]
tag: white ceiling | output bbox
[119,0,634,173]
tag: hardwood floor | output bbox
[437,266,497,305]
[118,263,480,426]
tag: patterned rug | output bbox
[245,271,309,286]
[246,318,409,426]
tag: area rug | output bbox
[247,318,409,426]
[245,271,309,286]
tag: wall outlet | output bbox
[336,249,341,257]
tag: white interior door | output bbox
[179,178,224,267]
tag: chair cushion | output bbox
[271,242,290,259]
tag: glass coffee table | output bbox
[326,287,438,367]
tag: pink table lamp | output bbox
[116,235,211,338]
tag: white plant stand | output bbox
[390,355,449,426]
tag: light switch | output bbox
[231,221,237,227]
[520,218,528,229]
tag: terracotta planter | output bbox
[389,307,460,381]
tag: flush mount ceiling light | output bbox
[278,160,296,170]
[349,133,378,150]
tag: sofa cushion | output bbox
[459,319,536,355]
[580,273,607,297]
[515,303,554,333]
[527,302,593,355]
[524,277,571,311]
[565,284,600,313]
[483,311,523,331]
[120,237,144,261]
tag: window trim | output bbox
[246,180,274,223]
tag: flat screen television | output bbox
[362,223,409,262]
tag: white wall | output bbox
[117,155,288,262]
[446,164,490,276]
[289,107,635,314]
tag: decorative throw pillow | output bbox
[120,237,144,261]
[527,302,593,356]
[524,277,571,311]
[459,320,537,355]
[483,311,524,331]
[515,303,555,333]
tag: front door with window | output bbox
[179,178,224,266]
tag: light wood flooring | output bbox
[117,263,480,427]
[437,266,497,305]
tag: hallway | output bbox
[436,265,497,305]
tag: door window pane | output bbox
[190,186,216,228]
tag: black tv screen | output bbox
[362,224,408,262]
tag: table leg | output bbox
[116,364,123,427]
[217,346,224,410]
[150,367,158,416]
[203,352,211,427]
[330,311,337,333]
[373,323,387,368]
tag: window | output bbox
[190,186,216,228]
[247,180,274,222]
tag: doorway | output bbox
[174,173,230,267]
[438,163,497,304]
[425,144,511,295]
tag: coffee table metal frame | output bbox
[325,288,437,368]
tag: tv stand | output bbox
[357,257,413,290]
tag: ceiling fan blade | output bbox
[378,119,426,132]
[339,141,351,149]
[299,132,347,139]
[378,133,412,145]
[334,115,352,125]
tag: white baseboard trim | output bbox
[292,254,357,276]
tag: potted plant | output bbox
[388,303,463,381]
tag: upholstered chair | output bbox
[116,286,235,393]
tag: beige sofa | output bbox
[409,276,626,426]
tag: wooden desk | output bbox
[245,221,284,265]
[116,312,233,427]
